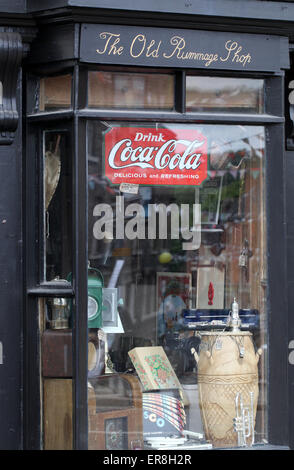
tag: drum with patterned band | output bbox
[193,331,262,448]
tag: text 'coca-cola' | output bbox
[104,127,208,186]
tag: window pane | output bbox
[87,121,267,449]
[43,131,72,281]
[39,75,72,111]
[88,71,174,110]
[186,77,264,113]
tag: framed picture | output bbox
[156,272,192,339]
[199,175,223,225]
[196,266,225,309]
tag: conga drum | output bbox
[194,331,261,448]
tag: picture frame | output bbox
[196,265,225,309]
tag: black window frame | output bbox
[24,61,288,450]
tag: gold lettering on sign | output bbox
[163,36,186,59]
[163,36,218,67]
[130,34,162,58]
[94,30,253,69]
[146,39,162,58]
[96,32,124,56]
[130,34,146,58]
[220,40,251,66]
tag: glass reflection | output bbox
[39,74,72,111]
[43,131,72,281]
[87,121,267,450]
[186,77,264,113]
[88,71,174,110]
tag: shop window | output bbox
[43,131,72,281]
[87,120,267,449]
[186,77,264,113]
[34,72,273,450]
[88,71,174,110]
[39,74,72,112]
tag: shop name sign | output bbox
[96,33,250,68]
[103,127,208,186]
[80,24,289,72]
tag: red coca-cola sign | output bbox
[104,126,208,186]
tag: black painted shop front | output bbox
[0,1,293,451]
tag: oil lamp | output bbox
[48,297,69,330]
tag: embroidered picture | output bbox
[128,346,182,392]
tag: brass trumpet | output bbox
[233,392,255,447]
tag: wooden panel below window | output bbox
[43,379,73,450]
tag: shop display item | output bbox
[45,143,61,210]
[67,264,124,329]
[88,374,143,450]
[192,329,262,448]
[233,391,255,447]
[46,296,70,330]
[42,329,72,378]
[196,266,225,309]
[144,430,213,450]
[88,329,106,379]
[143,389,186,439]
[102,287,122,328]
[87,266,104,328]
[128,346,184,392]
[182,308,260,331]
